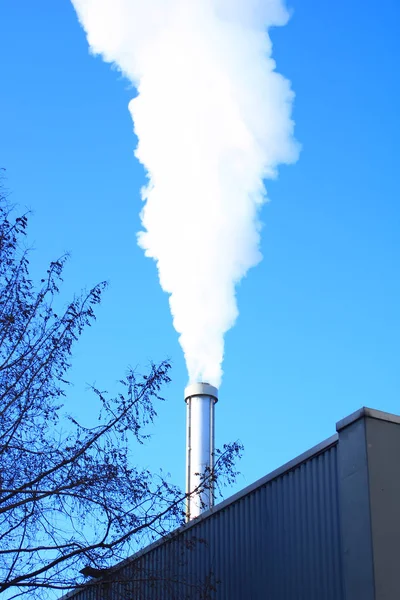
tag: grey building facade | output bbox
[62,407,400,600]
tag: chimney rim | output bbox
[184,382,218,402]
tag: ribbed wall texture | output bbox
[64,442,343,600]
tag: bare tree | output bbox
[0,182,242,598]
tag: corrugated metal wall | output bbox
[66,441,343,600]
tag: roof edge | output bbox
[336,406,400,432]
[201,432,339,521]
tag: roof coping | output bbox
[336,406,400,432]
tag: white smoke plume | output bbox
[71,0,299,387]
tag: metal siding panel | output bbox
[337,417,375,600]
[61,444,342,600]
[366,417,400,599]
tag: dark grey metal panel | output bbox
[63,442,342,600]
[366,416,400,600]
[337,416,375,600]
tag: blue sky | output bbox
[1,0,399,497]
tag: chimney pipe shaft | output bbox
[185,382,218,521]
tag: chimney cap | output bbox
[184,382,218,402]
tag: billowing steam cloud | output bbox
[71,0,299,387]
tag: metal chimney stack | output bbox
[185,382,218,521]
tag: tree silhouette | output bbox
[0,179,241,598]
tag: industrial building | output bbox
[61,406,400,599]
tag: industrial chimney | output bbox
[185,382,218,521]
